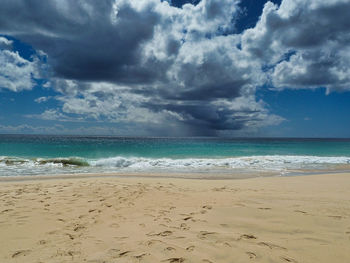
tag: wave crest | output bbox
[88,155,350,170]
[0,157,89,167]
[1,155,350,177]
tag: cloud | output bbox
[51,80,283,136]
[0,49,38,92]
[34,96,52,103]
[0,36,49,92]
[25,109,85,122]
[1,0,347,135]
[242,0,350,91]
[1,0,240,86]
[0,36,13,49]
[1,0,275,135]
[0,0,162,83]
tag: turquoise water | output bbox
[2,135,350,158]
[1,135,350,177]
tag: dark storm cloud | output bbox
[142,101,258,132]
[0,0,243,91]
[0,0,163,84]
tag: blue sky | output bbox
[0,0,349,137]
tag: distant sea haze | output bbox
[1,135,350,177]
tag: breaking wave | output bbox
[0,155,350,176]
[89,155,350,170]
[0,156,89,167]
[1,155,350,177]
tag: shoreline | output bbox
[0,170,280,183]
[1,167,350,183]
[1,172,350,262]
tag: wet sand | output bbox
[0,173,350,262]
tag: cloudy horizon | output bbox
[1,0,350,137]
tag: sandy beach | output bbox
[0,173,349,263]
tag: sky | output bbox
[0,0,349,137]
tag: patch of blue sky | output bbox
[257,87,350,137]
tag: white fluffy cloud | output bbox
[0,39,40,92]
[242,0,350,91]
[34,96,52,103]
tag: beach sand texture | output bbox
[0,173,350,263]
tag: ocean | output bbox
[1,134,350,178]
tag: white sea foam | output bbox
[1,155,350,177]
[89,155,350,171]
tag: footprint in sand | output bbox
[258,242,286,250]
[162,257,185,263]
[180,223,190,230]
[134,253,149,259]
[239,234,257,240]
[1,208,14,214]
[246,252,257,259]
[118,251,131,257]
[38,240,47,245]
[66,233,75,240]
[186,246,195,252]
[78,214,87,219]
[73,224,86,232]
[12,250,32,258]
[212,186,227,192]
[197,231,216,240]
[281,256,298,262]
[234,203,246,207]
[145,239,164,246]
[147,230,173,237]
[258,207,271,210]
